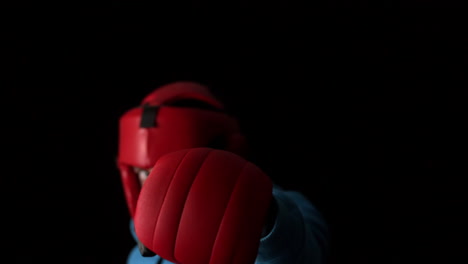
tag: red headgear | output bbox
[117,81,247,218]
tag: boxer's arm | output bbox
[256,186,330,264]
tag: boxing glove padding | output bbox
[134,148,273,264]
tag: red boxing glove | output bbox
[134,148,273,264]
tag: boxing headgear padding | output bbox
[140,81,224,109]
[134,148,273,264]
[117,81,247,219]
[117,163,140,219]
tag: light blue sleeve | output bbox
[255,186,330,264]
[127,186,329,264]
[127,220,175,264]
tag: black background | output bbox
[6,2,467,264]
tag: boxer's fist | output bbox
[134,148,273,264]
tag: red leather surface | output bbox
[135,148,273,264]
[117,82,246,218]
[117,164,141,219]
[118,107,241,169]
[141,81,224,109]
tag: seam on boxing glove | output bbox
[151,150,191,250]
[171,149,214,260]
[208,161,250,264]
